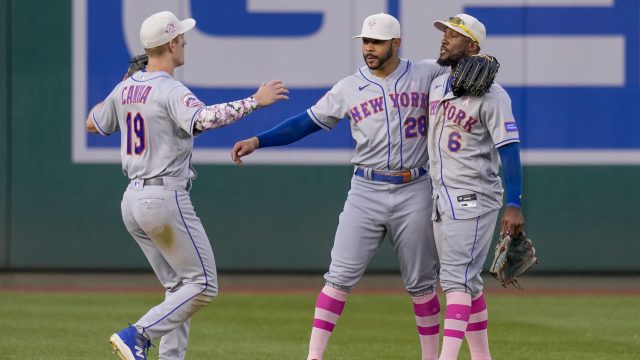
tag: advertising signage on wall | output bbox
[73,0,640,165]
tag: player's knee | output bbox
[200,293,216,306]
[440,279,477,295]
[325,280,353,293]
[191,288,216,311]
[201,284,218,301]
[408,285,436,297]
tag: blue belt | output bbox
[354,167,427,184]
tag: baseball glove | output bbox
[124,53,149,79]
[451,54,500,97]
[489,232,538,289]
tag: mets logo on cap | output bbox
[367,18,377,30]
[166,23,176,35]
[182,93,204,108]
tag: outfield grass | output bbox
[0,291,638,359]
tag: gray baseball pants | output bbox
[121,180,218,359]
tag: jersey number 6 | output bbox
[126,112,146,155]
[448,131,462,152]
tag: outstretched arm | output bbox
[497,142,525,236]
[194,80,289,132]
[230,111,322,164]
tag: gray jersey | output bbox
[427,73,520,220]
[91,71,205,180]
[308,59,447,171]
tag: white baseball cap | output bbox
[140,11,196,49]
[353,13,401,40]
[434,14,486,47]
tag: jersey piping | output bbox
[393,61,411,169]
[358,69,392,170]
[131,71,171,83]
[437,118,457,219]
[308,108,332,130]
[143,190,209,330]
[92,110,110,136]
[463,217,481,289]
[494,138,520,148]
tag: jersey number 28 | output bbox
[404,115,427,138]
[126,112,146,155]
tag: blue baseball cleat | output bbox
[109,325,151,360]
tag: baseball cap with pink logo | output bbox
[353,13,401,40]
[140,11,196,48]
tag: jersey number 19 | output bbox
[126,112,146,155]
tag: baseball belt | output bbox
[354,167,427,184]
[130,177,192,191]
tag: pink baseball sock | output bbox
[466,292,491,360]
[307,286,347,360]
[412,292,441,360]
[439,291,472,360]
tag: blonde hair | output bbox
[145,35,182,57]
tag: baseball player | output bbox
[231,13,497,360]
[427,14,525,360]
[85,11,288,360]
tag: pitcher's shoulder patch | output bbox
[183,93,204,108]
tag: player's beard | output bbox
[437,49,466,68]
[363,45,393,71]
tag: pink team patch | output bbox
[367,18,377,29]
[182,93,204,108]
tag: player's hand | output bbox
[253,80,289,107]
[231,137,260,165]
[500,205,525,237]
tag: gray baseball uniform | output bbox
[91,70,257,359]
[308,58,447,294]
[427,73,520,294]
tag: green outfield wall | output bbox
[0,0,11,269]
[1,0,639,272]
